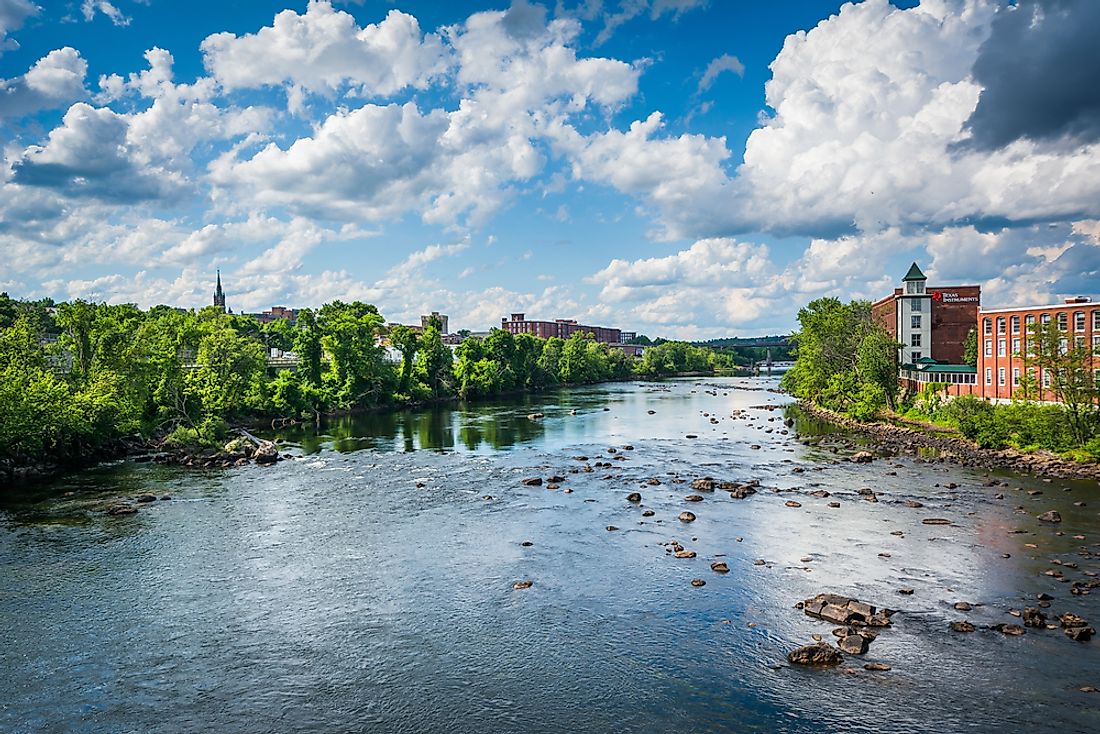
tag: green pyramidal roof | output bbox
[902,262,926,281]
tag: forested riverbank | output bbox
[0,294,726,481]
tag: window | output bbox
[983,318,992,336]
[985,339,993,357]
[1043,369,1051,387]
[1094,334,1100,350]
[1094,311,1100,330]
[1074,311,1086,331]
[911,315,921,329]
[1026,314,1035,327]
[1075,336,1086,350]
[1057,313,1068,331]
[1060,337,1068,354]
[1041,313,1051,325]
[997,317,1006,335]
[1010,315,1020,334]
[912,299,923,313]
[911,334,922,347]
[985,367,992,385]
[1012,338,1020,355]
[998,367,1006,386]
[910,350,921,363]
[1012,368,1020,386]
[998,339,1006,357]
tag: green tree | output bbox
[390,324,420,394]
[962,328,978,367]
[293,308,323,389]
[1021,320,1099,445]
[856,325,900,411]
[415,320,453,398]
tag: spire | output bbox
[213,269,226,312]
[902,262,926,281]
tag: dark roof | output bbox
[902,262,926,281]
[902,362,977,374]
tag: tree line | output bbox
[0,294,720,466]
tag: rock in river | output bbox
[838,634,869,655]
[627,492,642,503]
[512,580,533,590]
[950,620,976,633]
[710,561,730,573]
[787,643,843,666]
[679,511,697,522]
[1038,510,1062,523]
[522,477,543,486]
[691,578,706,587]
[105,504,137,516]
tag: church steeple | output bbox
[213,269,226,313]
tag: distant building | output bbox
[254,306,299,325]
[609,343,646,358]
[871,262,980,366]
[501,313,623,344]
[213,270,227,313]
[421,312,449,333]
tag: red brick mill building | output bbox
[873,263,1099,403]
[501,313,622,344]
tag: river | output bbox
[2,376,1098,733]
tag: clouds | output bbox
[698,53,743,92]
[1,0,1099,339]
[0,0,37,54]
[81,1,129,27]
[12,102,182,202]
[964,0,1100,149]
[200,2,449,106]
[0,46,86,119]
[211,3,639,228]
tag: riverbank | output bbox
[0,372,719,487]
[796,402,1100,481]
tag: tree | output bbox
[318,301,391,408]
[962,328,978,367]
[1021,319,1099,445]
[261,318,295,353]
[415,321,453,398]
[389,324,420,394]
[293,308,323,389]
[856,325,900,410]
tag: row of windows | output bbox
[902,370,976,384]
[983,310,1100,335]
[984,334,1100,358]
[984,367,1100,388]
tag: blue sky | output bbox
[1,0,1098,338]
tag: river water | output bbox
[2,377,1098,734]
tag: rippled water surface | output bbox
[3,377,1099,734]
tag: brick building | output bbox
[872,263,980,366]
[977,297,1100,402]
[254,306,299,325]
[500,313,623,344]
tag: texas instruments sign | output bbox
[932,291,980,304]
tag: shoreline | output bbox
[795,402,1100,481]
[1,371,729,487]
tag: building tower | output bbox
[213,270,226,313]
[897,262,931,366]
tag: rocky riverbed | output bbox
[2,376,1098,734]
